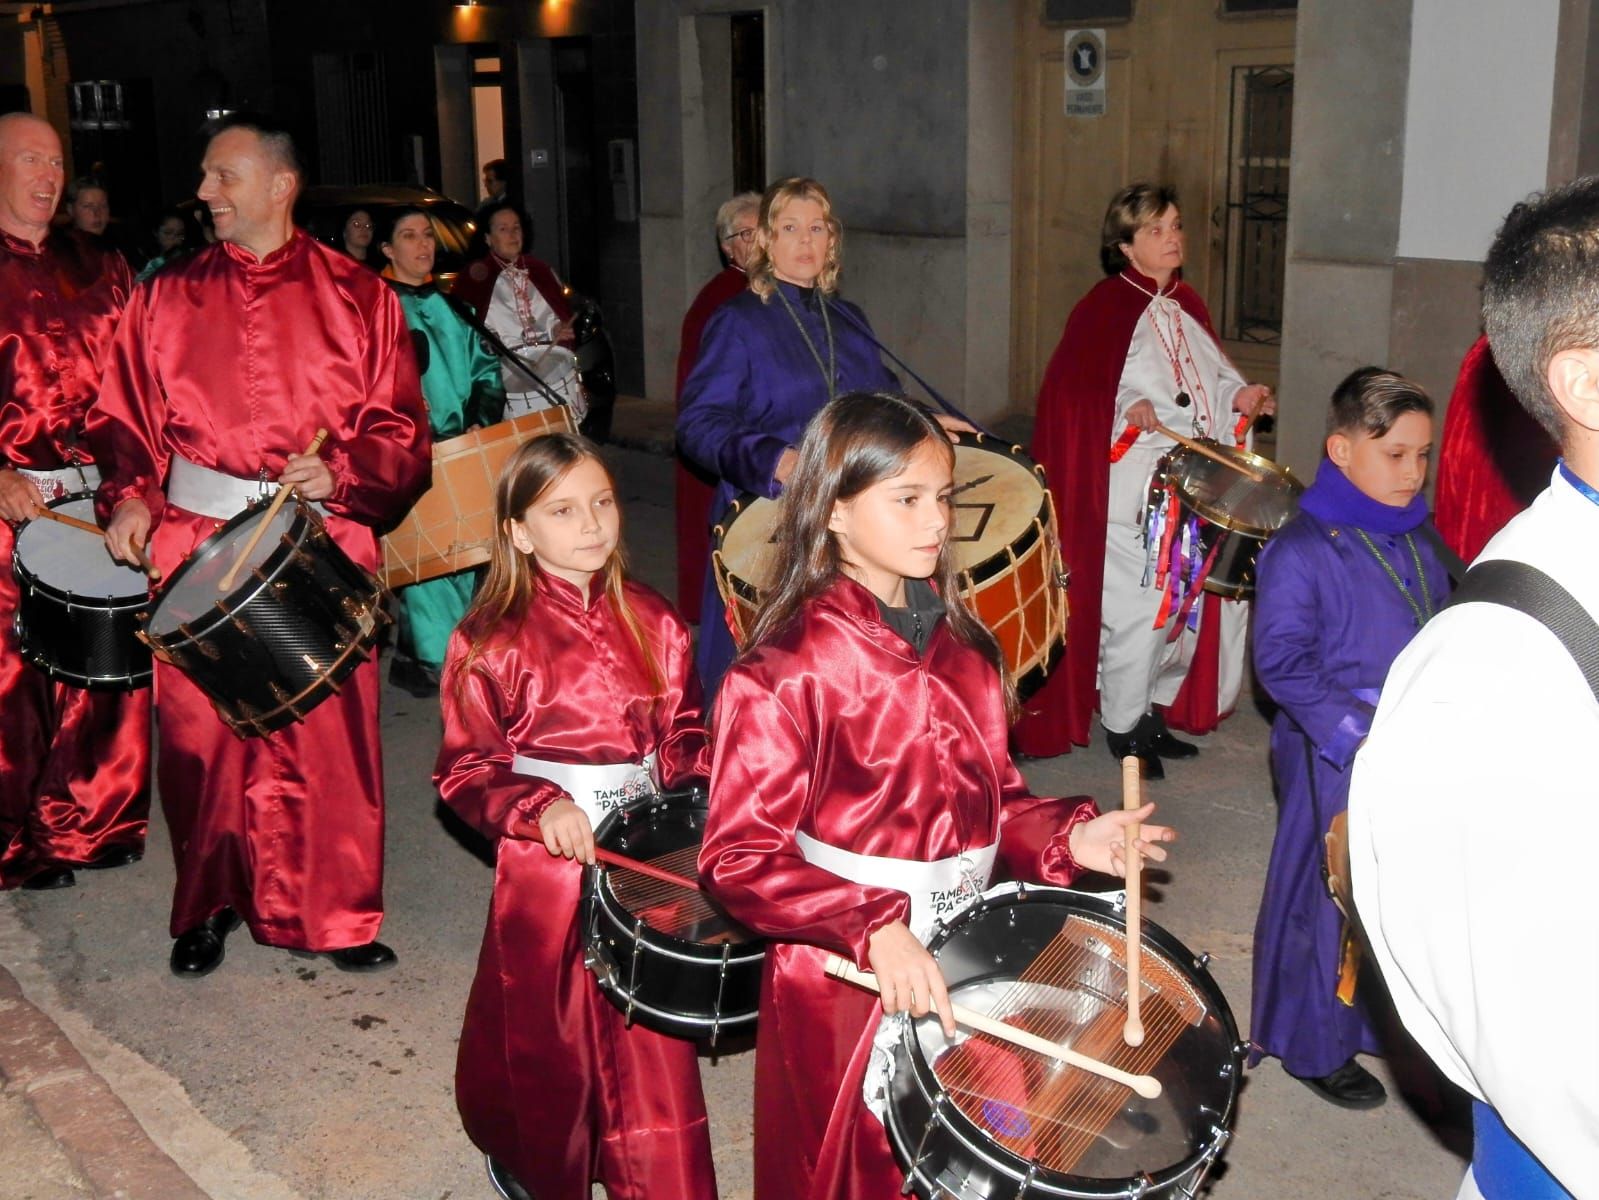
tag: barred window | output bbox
[1221,64,1292,346]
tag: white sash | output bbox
[167,457,328,522]
[18,463,99,502]
[510,752,658,826]
[795,831,999,1122]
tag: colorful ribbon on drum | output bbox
[1141,467,1221,635]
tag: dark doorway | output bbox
[729,12,765,193]
[553,39,598,296]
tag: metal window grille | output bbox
[312,51,390,187]
[1221,64,1292,345]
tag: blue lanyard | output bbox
[1558,460,1599,509]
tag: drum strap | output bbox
[17,463,99,502]
[794,832,996,943]
[167,457,325,522]
[1448,559,1599,701]
[510,752,658,828]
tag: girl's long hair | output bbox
[744,392,1018,719]
[456,432,664,700]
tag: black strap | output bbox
[1415,521,1471,585]
[1449,559,1599,701]
[821,297,991,435]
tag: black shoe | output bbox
[1146,711,1199,760]
[1293,1058,1387,1109]
[20,865,76,891]
[81,843,143,870]
[486,1155,535,1200]
[170,908,240,978]
[327,940,398,973]
[387,657,439,698]
[1105,729,1164,781]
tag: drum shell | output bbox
[883,886,1241,1199]
[1197,525,1263,600]
[12,494,152,691]
[145,504,386,737]
[581,791,766,1043]
[14,564,151,690]
[381,407,573,589]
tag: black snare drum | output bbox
[141,498,388,737]
[885,884,1243,1199]
[12,494,152,690]
[582,789,765,1044]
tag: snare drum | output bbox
[714,433,1068,694]
[582,789,765,1045]
[506,344,587,422]
[885,884,1243,1199]
[381,407,574,589]
[12,495,152,690]
[1157,442,1303,598]
[142,498,388,737]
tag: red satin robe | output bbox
[699,577,1099,1200]
[434,575,718,1200]
[1015,269,1231,756]
[675,265,749,620]
[0,230,150,887]
[85,232,430,946]
[1433,335,1557,561]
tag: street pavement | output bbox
[0,409,1474,1199]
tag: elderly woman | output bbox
[677,176,900,694]
[453,201,577,420]
[339,209,377,268]
[1017,182,1275,776]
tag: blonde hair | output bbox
[748,176,843,300]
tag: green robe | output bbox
[390,281,505,668]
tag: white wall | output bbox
[1396,0,1560,261]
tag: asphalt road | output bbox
[0,443,1472,1199]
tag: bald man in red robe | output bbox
[0,112,150,892]
[91,115,429,977]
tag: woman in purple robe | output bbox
[1250,367,1452,1108]
[677,177,898,694]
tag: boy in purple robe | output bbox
[1249,367,1451,1107]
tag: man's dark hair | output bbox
[203,111,303,179]
[1483,175,1599,440]
[483,158,508,184]
[1326,366,1433,439]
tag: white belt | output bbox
[795,832,997,942]
[166,457,329,522]
[17,462,100,500]
[796,831,999,1124]
[511,752,658,826]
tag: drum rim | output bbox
[14,492,150,609]
[891,882,1241,1192]
[1166,440,1303,538]
[145,498,316,644]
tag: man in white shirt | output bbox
[1349,177,1599,1199]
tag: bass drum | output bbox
[714,433,1068,696]
[885,884,1243,1198]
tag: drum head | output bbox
[148,503,298,631]
[1167,445,1301,537]
[15,497,148,600]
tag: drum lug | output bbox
[709,941,731,1049]
[1013,1160,1039,1200]
[1124,1172,1153,1198]
[903,1092,946,1196]
[1195,951,1211,970]
[625,916,645,1026]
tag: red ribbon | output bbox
[1109,424,1141,463]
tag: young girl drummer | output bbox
[433,432,718,1200]
[698,392,1175,1200]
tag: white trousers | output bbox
[1098,444,1248,735]
[1456,1167,1484,1200]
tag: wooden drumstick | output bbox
[31,506,161,580]
[218,429,328,593]
[824,954,1161,1100]
[1154,423,1266,482]
[594,846,702,893]
[1121,755,1145,1047]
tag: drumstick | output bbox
[594,846,702,892]
[1121,756,1145,1048]
[31,506,161,580]
[1153,424,1265,482]
[824,954,1161,1100]
[217,429,328,593]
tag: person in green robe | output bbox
[381,207,504,696]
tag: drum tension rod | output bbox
[625,916,644,1025]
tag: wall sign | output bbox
[1064,29,1106,118]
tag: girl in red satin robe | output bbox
[699,392,1174,1200]
[433,432,718,1200]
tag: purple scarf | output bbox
[1298,457,1429,534]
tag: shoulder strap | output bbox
[1415,521,1470,584]
[1450,559,1599,701]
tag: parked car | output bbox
[295,184,615,441]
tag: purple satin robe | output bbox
[1249,508,1452,1077]
[676,282,897,693]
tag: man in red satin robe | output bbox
[0,111,150,892]
[674,191,758,619]
[90,115,430,977]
